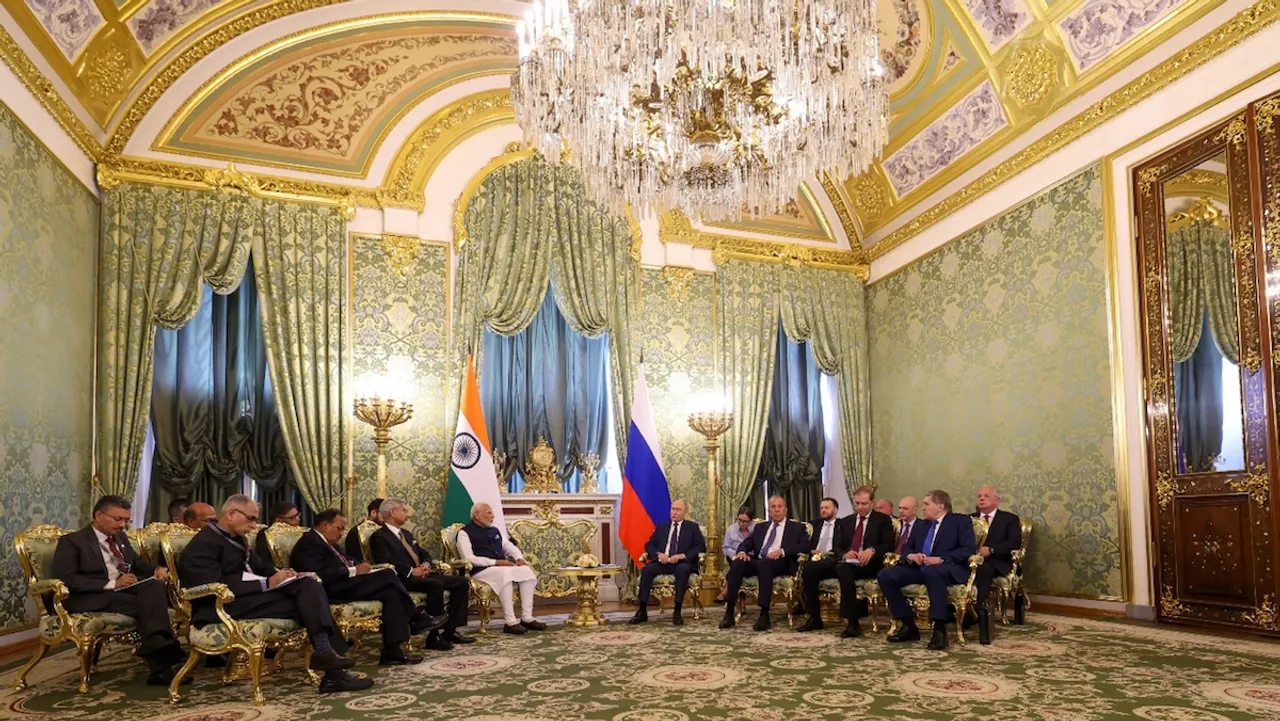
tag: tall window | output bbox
[481,290,616,492]
[140,260,305,523]
[749,320,826,520]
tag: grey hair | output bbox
[470,502,491,521]
[221,494,255,513]
[379,497,407,521]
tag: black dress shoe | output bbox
[204,654,228,669]
[753,614,771,632]
[978,609,992,645]
[448,631,477,645]
[628,611,649,625]
[379,652,424,666]
[719,615,735,630]
[146,642,186,669]
[672,612,684,626]
[503,623,527,635]
[521,619,547,632]
[887,620,920,642]
[309,649,354,671]
[796,618,824,633]
[425,634,454,651]
[927,623,949,650]
[319,670,374,693]
[411,613,450,635]
[1013,593,1026,625]
[841,621,862,638]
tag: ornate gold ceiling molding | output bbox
[868,0,1280,261]
[105,5,510,159]
[0,24,102,159]
[379,88,514,210]
[96,157,376,215]
[818,173,867,261]
[658,210,868,278]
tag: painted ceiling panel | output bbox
[128,0,230,55]
[703,186,835,242]
[22,0,103,60]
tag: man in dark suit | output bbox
[179,494,371,693]
[182,502,216,531]
[799,488,894,637]
[877,489,977,650]
[970,485,1023,644]
[168,498,190,525]
[794,496,845,632]
[344,498,384,563]
[720,495,810,631]
[874,499,895,519]
[629,499,706,626]
[369,497,473,650]
[290,509,446,665]
[254,501,301,564]
[53,495,185,685]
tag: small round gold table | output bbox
[556,565,621,627]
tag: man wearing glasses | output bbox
[180,494,372,693]
[53,495,186,686]
[254,501,302,562]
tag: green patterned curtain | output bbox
[96,184,256,499]
[1166,220,1237,363]
[97,183,346,510]
[453,156,637,464]
[717,261,781,527]
[252,202,347,511]
[779,265,873,490]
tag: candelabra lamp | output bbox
[575,451,601,493]
[688,406,733,588]
[353,378,413,498]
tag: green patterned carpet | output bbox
[4,613,1280,720]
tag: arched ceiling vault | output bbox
[0,0,1256,260]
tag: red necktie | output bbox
[983,513,992,524]
[104,536,128,571]
[850,516,865,552]
[896,522,910,553]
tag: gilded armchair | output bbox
[133,522,192,634]
[807,517,899,631]
[508,518,595,598]
[441,523,514,632]
[735,520,809,626]
[636,519,707,619]
[348,518,453,611]
[260,523,393,646]
[13,524,174,693]
[883,516,989,645]
[992,519,1033,624]
[161,527,318,706]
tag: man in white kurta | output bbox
[456,502,545,635]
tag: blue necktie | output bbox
[762,523,780,554]
[922,521,937,556]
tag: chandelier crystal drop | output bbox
[512,0,888,221]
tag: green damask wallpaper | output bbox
[868,164,1123,599]
[0,102,98,630]
[350,235,451,554]
[638,268,718,525]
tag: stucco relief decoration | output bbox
[1058,0,1184,72]
[22,0,104,60]
[883,81,1007,196]
[128,0,226,55]
[877,0,929,94]
[960,0,1032,51]
[179,33,515,167]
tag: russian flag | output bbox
[619,364,671,563]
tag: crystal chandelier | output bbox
[512,0,888,221]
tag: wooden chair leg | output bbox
[75,640,94,693]
[302,646,320,685]
[247,649,266,707]
[168,647,202,704]
[13,641,50,690]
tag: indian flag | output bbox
[442,356,507,538]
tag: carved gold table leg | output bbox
[567,574,606,627]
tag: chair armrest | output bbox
[968,555,985,569]
[180,583,236,603]
[883,553,900,568]
[433,562,454,576]
[28,578,69,602]
[638,553,650,564]
[447,560,473,573]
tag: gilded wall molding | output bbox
[867,0,1280,261]
[96,157,373,215]
[818,173,867,261]
[0,24,102,160]
[659,210,868,277]
[379,89,514,210]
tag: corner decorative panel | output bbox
[882,81,1008,197]
[22,0,104,60]
[1059,0,1185,72]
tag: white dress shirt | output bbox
[93,527,124,590]
[979,508,1000,525]
[664,521,683,555]
[816,520,835,553]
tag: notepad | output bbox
[114,576,156,591]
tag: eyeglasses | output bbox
[99,512,131,525]
[230,508,259,523]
